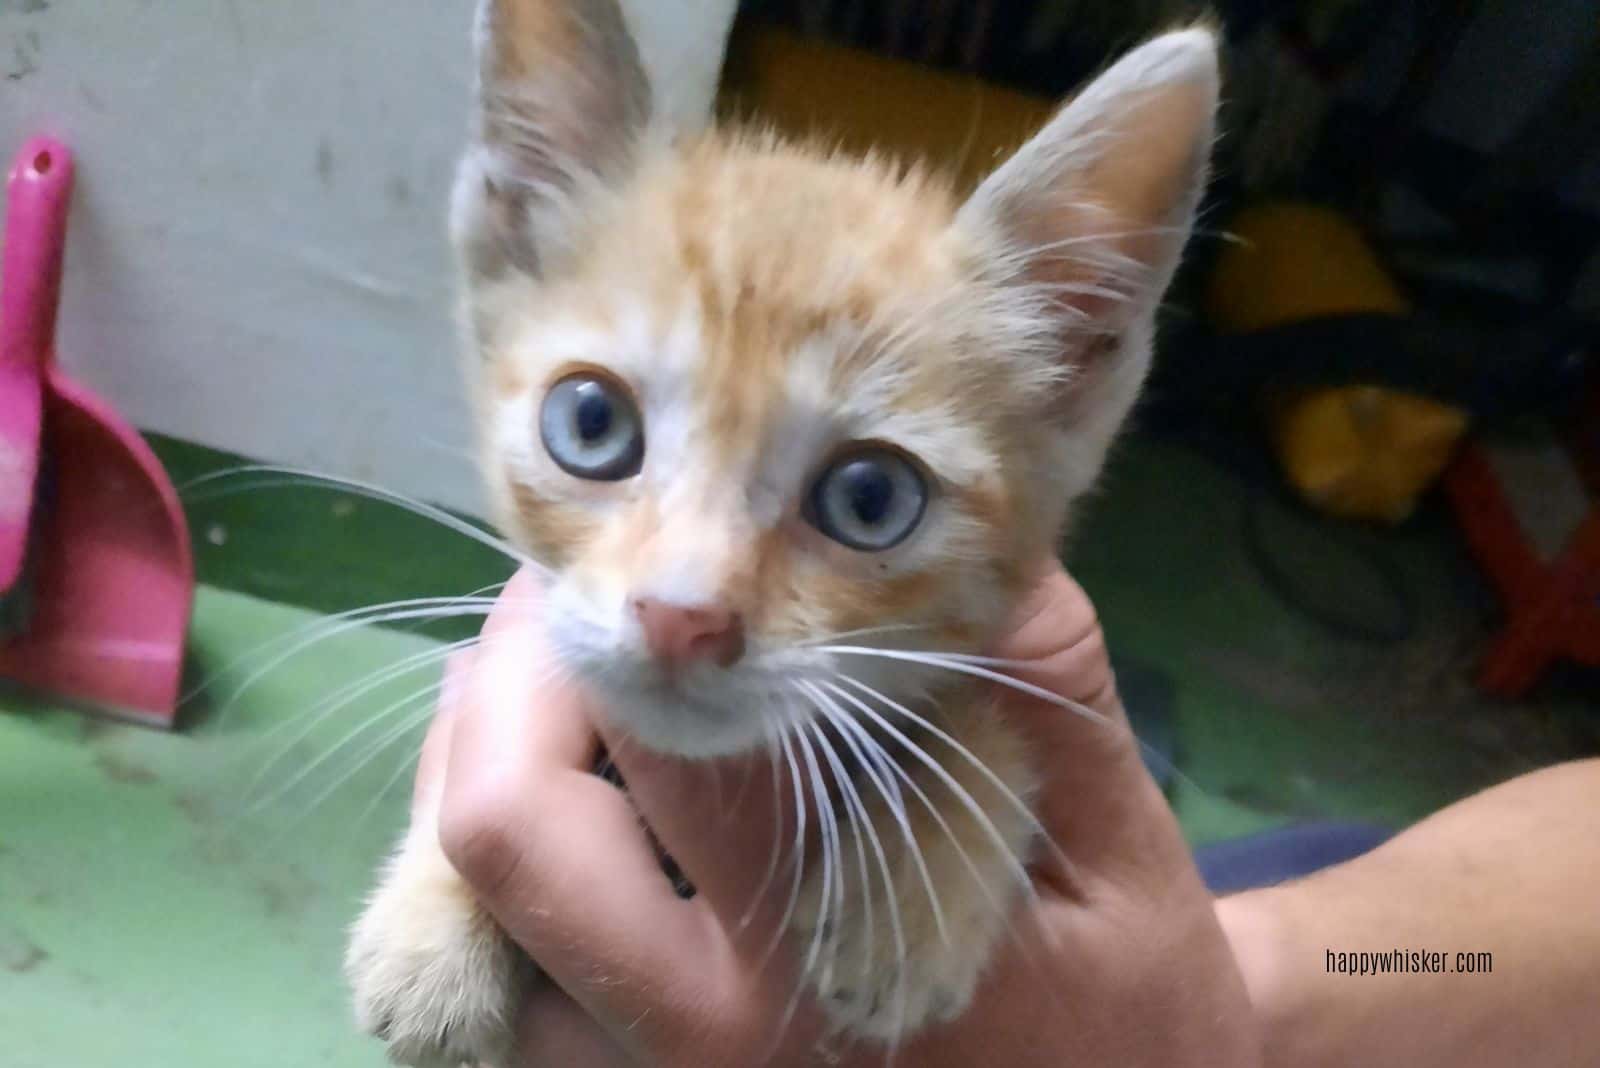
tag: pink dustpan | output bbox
[0,137,194,727]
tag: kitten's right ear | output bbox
[452,0,652,281]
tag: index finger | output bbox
[599,731,801,955]
[984,560,1174,875]
[437,568,720,1029]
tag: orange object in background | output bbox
[720,28,1053,195]
[721,34,1596,696]
[1273,386,1470,524]
[1208,203,1411,332]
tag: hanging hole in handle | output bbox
[32,150,53,175]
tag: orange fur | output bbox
[350,4,1220,1060]
[474,133,1060,680]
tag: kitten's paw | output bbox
[792,712,1039,1043]
[796,904,987,1041]
[346,829,528,1068]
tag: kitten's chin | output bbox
[579,667,783,760]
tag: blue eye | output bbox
[540,374,644,481]
[808,449,928,551]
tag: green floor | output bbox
[2,432,1595,1067]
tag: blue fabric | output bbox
[1194,823,1393,894]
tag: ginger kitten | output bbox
[345,2,1218,1063]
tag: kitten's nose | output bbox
[631,598,745,669]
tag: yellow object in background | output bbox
[1209,203,1411,332]
[1207,203,1470,523]
[1273,387,1470,523]
[721,35,1472,526]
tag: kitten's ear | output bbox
[958,27,1219,381]
[452,0,652,280]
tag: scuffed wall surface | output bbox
[0,1,734,516]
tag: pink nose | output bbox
[631,598,745,669]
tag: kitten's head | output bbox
[453,0,1218,758]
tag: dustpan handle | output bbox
[2,137,75,372]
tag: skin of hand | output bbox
[413,563,1261,1067]
[1219,757,1600,1068]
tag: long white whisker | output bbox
[789,725,838,997]
[754,727,824,1062]
[182,464,538,571]
[708,759,727,820]
[821,681,1035,959]
[794,622,933,649]
[825,645,1198,795]
[836,671,1074,882]
[349,655,563,836]
[244,636,480,793]
[821,646,1109,727]
[247,654,468,814]
[800,722,876,991]
[759,730,810,972]
[352,734,432,832]
[806,715,904,1039]
[738,725,788,932]
[794,688,882,981]
[724,741,761,823]
[185,585,506,709]
[213,604,499,731]
[804,682,951,949]
[278,697,442,826]
[827,676,1043,909]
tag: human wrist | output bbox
[1215,887,1305,1068]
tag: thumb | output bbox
[601,733,802,956]
[986,561,1171,879]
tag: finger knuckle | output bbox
[437,775,529,895]
[1028,620,1109,697]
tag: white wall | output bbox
[0,1,735,516]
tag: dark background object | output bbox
[735,0,1600,420]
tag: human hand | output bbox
[416,562,1259,1066]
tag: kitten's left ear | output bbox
[452,0,653,282]
[959,27,1219,382]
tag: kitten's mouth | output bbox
[591,747,698,899]
[577,655,784,760]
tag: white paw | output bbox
[796,901,986,1041]
[790,715,1039,1044]
[346,827,528,1067]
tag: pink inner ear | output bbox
[463,0,651,281]
[970,33,1217,338]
